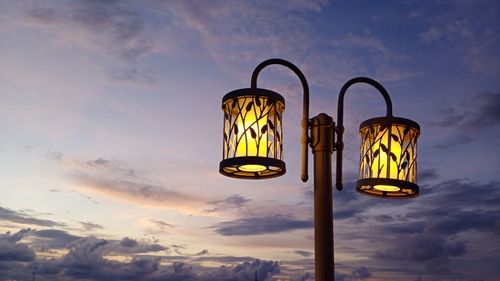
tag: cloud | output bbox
[19,0,157,83]
[67,157,205,213]
[429,91,500,150]
[204,195,251,213]
[150,219,175,229]
[161,0,416,86]
[0,206,64,227]
[26,1,151,61]
[376,234,466,261]
[351,266,371,279]
[335,266,372,281]
[114,237,167,254]
[29,229,81,250]
[351,179,500,277]
[0,231,281,281]
[430,92,500,129]
[163,0,328,66]
[79,221,104,232]
[0,229,35,262]
[418,169,440,183]
[294,250,313,257]
[417,1,500,75]
[212,214,312,236]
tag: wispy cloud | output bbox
[79,221,104,232]
[0,206,64,227]
[430,91,500,130]
[204,195,251,214]
[26,1,152,61]
[429,91,500,149]
[212,214,312,236]
[65,157,206,214]
[150,219,175,229]
[418,0,500,75]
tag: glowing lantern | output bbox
[357,117,420,198]
[219,88,286,179]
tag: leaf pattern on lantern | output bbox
[222,96,284,160]
[255,97,261,107]
[250,127,257,139]
[391,134,399,142]
[390,152,397,162]
[380,143,388,153]
[246,101,253,112]
[401,161,408,170]
[359,123,418,183]
[268,119,275,130]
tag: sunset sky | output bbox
[1,1,500,280]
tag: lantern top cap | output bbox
[222,88,285,105]
[359,116,420,132]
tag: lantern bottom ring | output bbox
[219,156,286,179]
[356,178,419,198]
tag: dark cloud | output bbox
[204,195,251,213]
[358,179,500,278]
[335,266,373,281]
[294,250,313,257]
[193,255,255,264]
[150,219,175,229]
[418,168,440,183]
[351,266,372,279]
[432,135,476,150]
[429,92,500,149]
[119,237,139,248]
[80,221,104,231]
[213,214,313,236]
[193,249,209,256]
[0,231,281,281]
[376,234,467,261]
[430,92,500,129]
[30,229,81,249]
[0,229,35,262]
[0,206,64,227]
[111,237,166,254]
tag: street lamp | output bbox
[219,59,420,281]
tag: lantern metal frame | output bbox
[219,58,421,281]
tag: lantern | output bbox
[219,88,286,179]
[356,116,420,198]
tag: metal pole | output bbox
[310,113,335,281]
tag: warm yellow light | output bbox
[239,164,267,172]
[234,98,269,157]
[370,126,403,180]
[374,185,400,191]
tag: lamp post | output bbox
[219,59,420,281]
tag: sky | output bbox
[0,0,499,280]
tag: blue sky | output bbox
[1,1,499,280]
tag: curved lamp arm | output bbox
[251,59,310,182]
[335,77,393,191]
